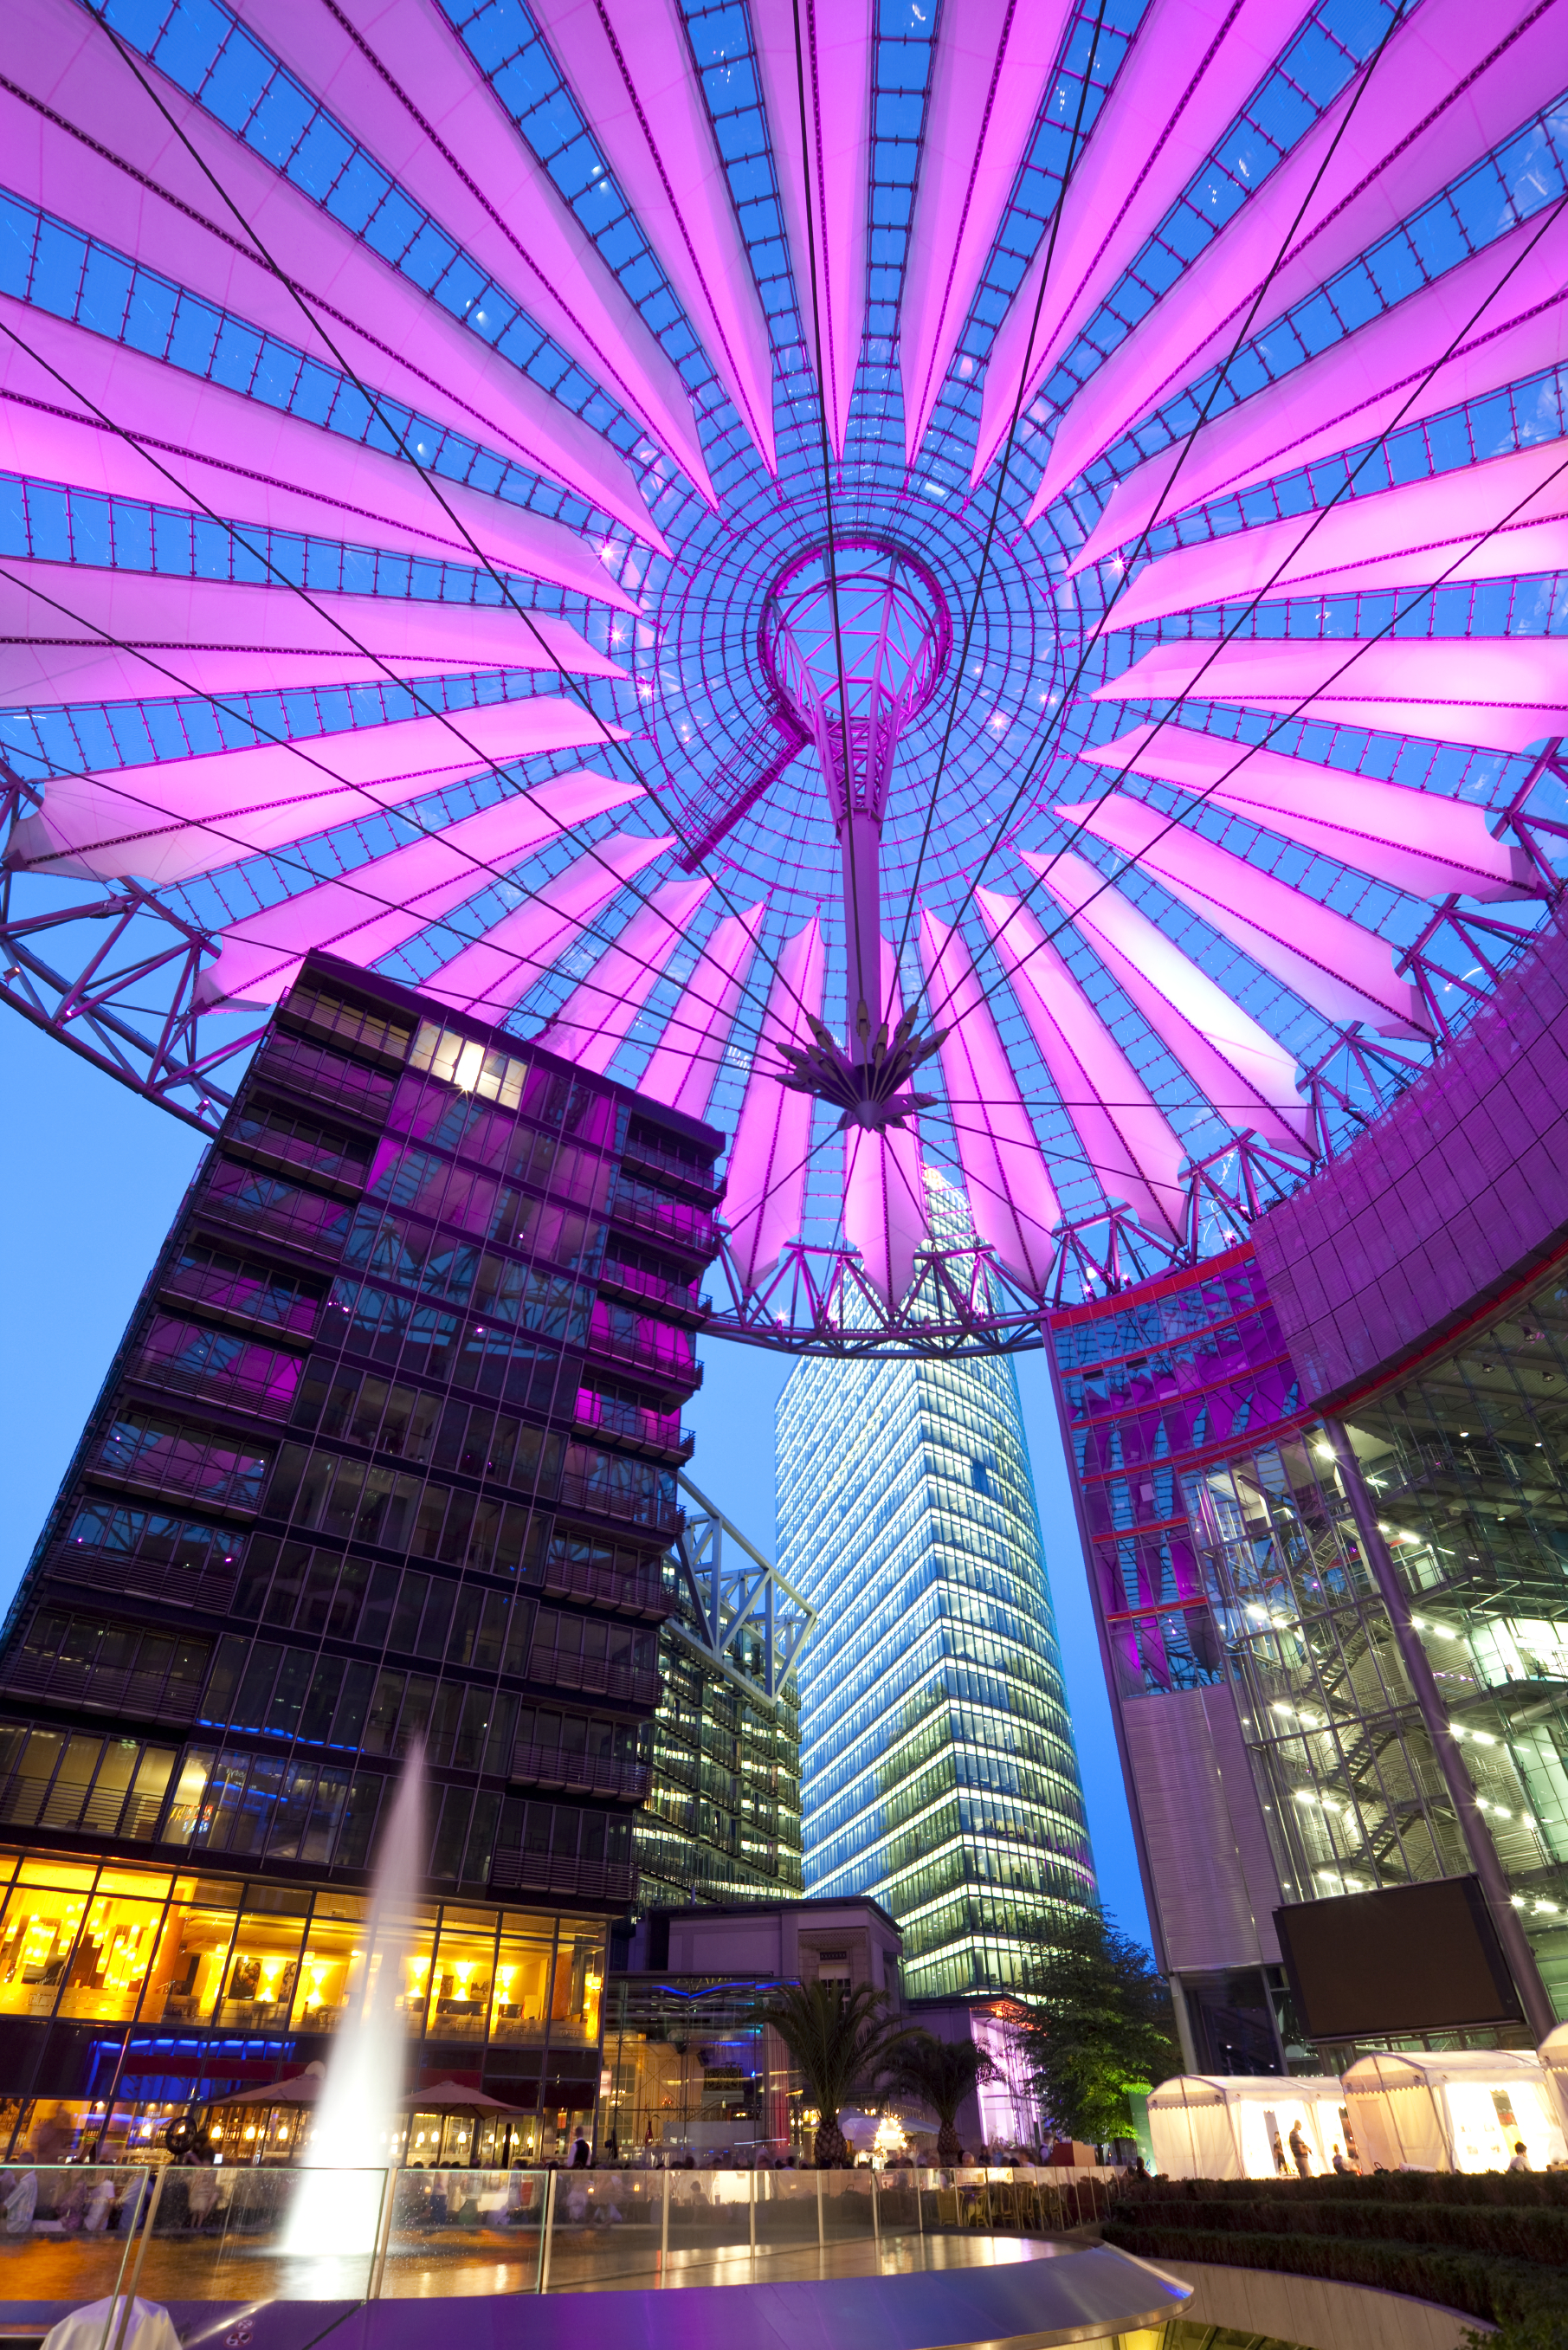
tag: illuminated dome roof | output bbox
[3,0,1565,1350]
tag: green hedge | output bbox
[1116,2194,1568,2263]
[1135,2172,1568,2210]
[1102,2218,1568,2327]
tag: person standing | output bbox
[1287,2122,1311,2179]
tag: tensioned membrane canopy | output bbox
[2,0,1566,1351]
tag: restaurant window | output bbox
[551,1924,604,2044]
[149,1896,238,2026]
[216,1907,307,2029]
[489,1918,553,2043]
[290,1895,368,2034]
[57,1882,167,2023]
[423,1910,498,2042]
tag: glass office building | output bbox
[778,1184,1096,1996]
[636,1563,803,1914]
[0,954,719,2158]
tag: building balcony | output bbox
[507,1743,649,1803]
[571,1390,694,1464]
[128,1353,301,1422]
[618,1133,725,1205]
[536,1547,669,1623]
[606,1182,722,1265]
[159,1263,319,1341]
[44,1540,244,1617]
[584,1303,702,1398]
[597,1260,711,1327]
[254,1036,397,1122]
[198,1182,352,1262]
[524,1650,662,1709]
[487,1848,637,1904]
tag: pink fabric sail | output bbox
[1075,205,1568,572]
[842,939,926,1307]
[974,0,1305,486]
[752,0,873,462]
[1106,439,1568,628]
[1021,845,1313,1154]
[1059,794,1430,1037]
[1029,0,1560,516]
[726,921,827,1291]
[0,300,640,613]
[919,909,1059,1291]
[976,887,1188,1240]
[1097,636,1568,755]
[533,873,716,1073]
[900,0,1074,464]
[0,558,624,712]
[528,0,777,474]
[224,0,713,503]
[421,830,674,1022]
[3,0,664,547]
[6,699,627,888]
[1082,724,1539,901]
[194,770,642,1008]
[638,901,769,1121]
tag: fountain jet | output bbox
[283,1740,425,2257]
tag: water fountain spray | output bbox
[284,1740,425,2257]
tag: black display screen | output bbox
[1274,1876,1522,2039]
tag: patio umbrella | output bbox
[216,2068,326,2107]
[402,2082,523,2114]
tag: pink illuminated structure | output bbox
[1,0,1563,1352]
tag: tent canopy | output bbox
[1147,2075,1344,2108]
[1344,2050,1545,2091]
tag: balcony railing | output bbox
[487,1849,636,1902]
[160,1264,319,1339]
[256,1037,397,1120]
[572,1390,694,1459]
[585,1303,700,1387]
[45,1543,244,1616]
[598,1260,710,1322]
[608,1182,721,1260]
[131,1353,301,1420]
[507,1743,649,1802]
[524,1650,661,1708]
[620,1133,725,1201]
[199,1184,352,1261]
[556,1469,681,1536]
[536,1549,668,1621]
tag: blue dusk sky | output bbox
[0,1011,1149,1945]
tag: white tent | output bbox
[1540,2024,1568,2140]
[1343,2050,1567,2172]
[1145,2075,1351,2179]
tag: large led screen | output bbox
[1274,1878,1523,2041]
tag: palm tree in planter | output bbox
[887,2034,999,2166]
[764,1981,918,2167]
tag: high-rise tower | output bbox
[0,953,719,2157]
[778,1182,1096,1996]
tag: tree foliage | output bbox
[887,2032,998,2164]
[763,1981,917,2166]
[1012,1910,1178,2147]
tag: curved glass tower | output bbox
[778,1188,1096,1997]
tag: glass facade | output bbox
[0,955,720,2147]
[779,1184,1095,1996]
[1342,1262,1568,2014]
[636,1585,803,1912]
[1054,1239,1565,2064]
[0,1845,602,2162]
